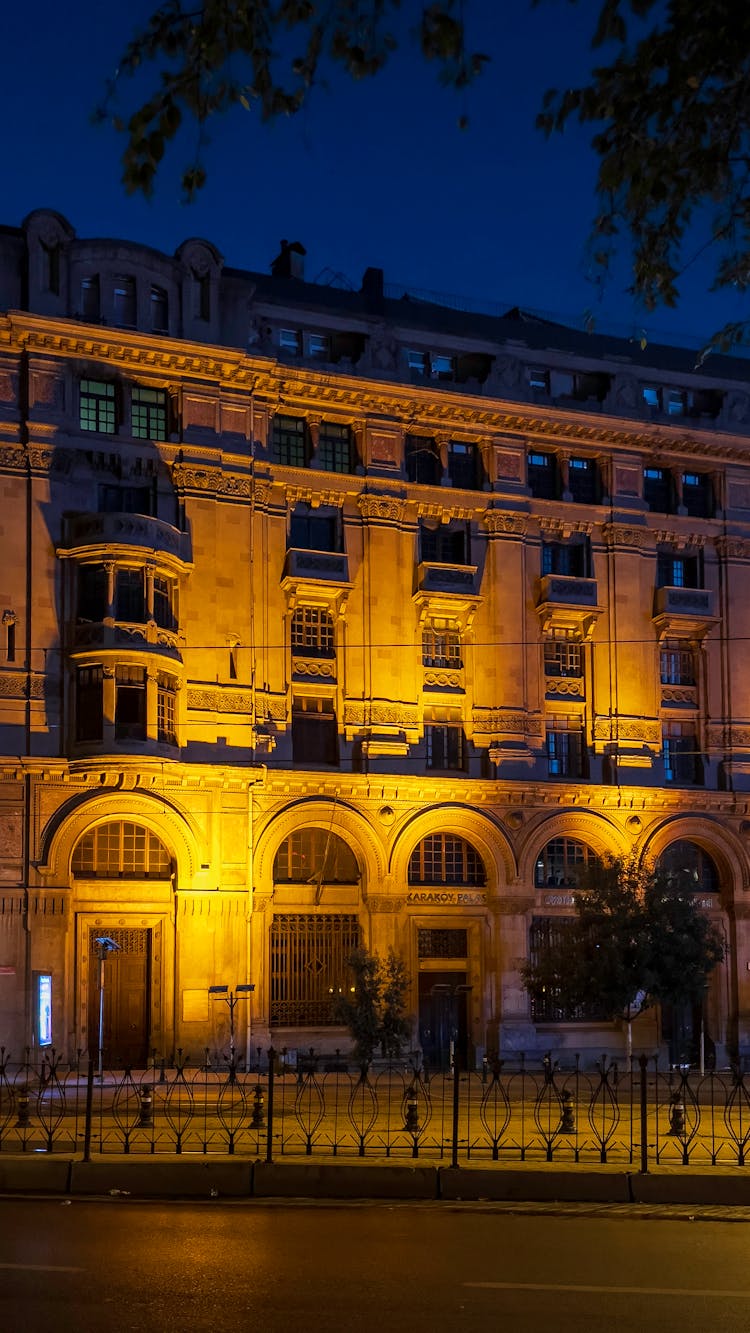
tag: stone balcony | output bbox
[70,619,181,661]
[536,574,602,636]
[283,548,350,584]
[61,512,192,571]
[652,585,718,639]
[416,561,479,596]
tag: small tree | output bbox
[521,856,725,1062]
[333,946,411,1068]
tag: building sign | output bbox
[406,890,487,906]
[543,893,576,907]
[36,973,52,1046]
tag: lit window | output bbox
[291,607,335,657]
[157,673,178,746]
[406,349,427,375]
[272,414,309,467]
[132,386,168,441]
[422,625,462,669]
[306,333,329,358]
[408,834,485,885]
[80,380,116,434]
[642,386,661,409]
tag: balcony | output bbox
[652,585,718,639]
[71,619,181,661]
[283,548,350,585]
[536,574,602,636]
[416,561,479,596]
[60,512,192,572]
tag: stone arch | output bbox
[639,816,750,904]
[390,805,516,898]
[517,811,629,888]
[37,791,204,887]
[253,798,387,893]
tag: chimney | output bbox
[361,266,384,311]
[270,239,306,280]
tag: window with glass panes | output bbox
[663,721,703,784]
[568,456,599,504]
[546,717,584,778]
[408,833,485,885]
[660,639,695,685]
[80,380,116,434]
[682,472,713,518]
[658,840,719,893]
[317,422,354,473]
[447,441,481,489]
[544,630,583,677]
[425,724,466,771]
[157,673,178,745]
[420,522,470,565]
[542,539,589,578]
[529,917,606,1021]
[534,837,595,888]
[72,821,171,877]
[291,607,334,656]
[273,829,359,883]
[644,467,674,513]
[528,451,558,499]
[422,623,462,668]
[150,285,168,332]
[113,276,136,327]
[272,414,309,466]
[77,564,108,622]
[132,387,168,441]
[292,696,338,765]
[81,275,100,321]
[115,568,146,622]
[657,549,702,589]
[153,575,176,630]
[75,666,103,742]
[405,434,441,485]
[115,665,146,741]
[99,484,153,515]
[289,509,340,552]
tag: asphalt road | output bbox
[1,1199,749,1332]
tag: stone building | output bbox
[1,207,749,1069]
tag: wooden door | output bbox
[88,928,151,1068]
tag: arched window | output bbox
[408,834,485,886]
[273,829,359,884]
[658,840,720,894]
[72,822,172,878]
[534,837,597,889]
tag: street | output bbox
[1,1199,749,1332]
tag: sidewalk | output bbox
[3,1155,750,1207]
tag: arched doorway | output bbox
[657,840,723,1068]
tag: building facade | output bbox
[1,208,750,1069]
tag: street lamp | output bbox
[93,936,120,1080]
[209,983,255,1074]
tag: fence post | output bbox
[639,1053,648,1175]
[451,1053,460,1169]
[82,1056,94,1162]
[265,1046,275,1164]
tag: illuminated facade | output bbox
[2,208,750,1068]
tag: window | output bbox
[568,456,600,504]
[292,697,338,765]
[306,333,329,358]
[430,353,455,381]
[643,386,661,410]
[657,549,702,589]
[42,240,60,295]
[113,276,136,327]
[660,639,695,685]
[115,568,146,622]
[291,607,334,657]
[528,451,559,500]
[406,349,427,376]
[72,821,171,877]
[269,913,361,1027]
[546,718,584,778]
[193,270,210,321]
[150,285,168,333]
[422,625,462,669]
[542,539,590,578]
[115,665,146,741]
[153,575,176,630]
[544,630,582,678]
[157,673,178,745]
[272,414,309,467]
[425,724,466,772]
[644,467,674,513]
[317,422,354,474]
[529,368,550,393]
[75,665,103,742]
[80,379,116,434]
[658,841,719,894]
[534,837,595,888]
[408,833,485,885]
[279,328,301,353]
[405,434,441,485]
[4,615,15,663]
[77,564,108,622]
[273,830,359,883]
[666,389,687,416]
[420,522,470,565]
[99,484,153,515]
[132,387,168,441]
[663,722,703,785]
[447,441,482,490]
[417,928,469,958]
[289,509,340,553]
[682,472,714,519]
[528,917,605,1021]
[81,275,100,321]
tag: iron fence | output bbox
[2,1046,750,1167]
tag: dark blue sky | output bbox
[4,1,745,346]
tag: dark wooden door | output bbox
[418,970,468,1072]
[88,929,151,1068]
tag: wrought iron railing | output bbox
[2,1047,750,1166]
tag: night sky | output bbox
[4,1,746,348]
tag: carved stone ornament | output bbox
[715,536,750,560]
[357,494,406,522]
[472,710,542,737]
[343,702,420,728]
[483,511,528,536]
[423,669,462,690]
[545,677,583,698]
[365,895,405,913]
[593,716,661,743]
[187,688,254,713]
[292,658,335,679]
[601,523,648,549]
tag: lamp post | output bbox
[93,936,121,1080]
[209,983,255,1076]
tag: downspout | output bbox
[21,346,33,1047]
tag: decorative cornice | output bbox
[593,716,661,743]
[357,494,407,522]
[601,523,649,549]
[187,687,254,713]
[483,511,528,535]
[715,536,750,560]
[473,710,543,737]
[344,702,420,728]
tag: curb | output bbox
[438,1167,631,1203]
[254,1162,436,1199]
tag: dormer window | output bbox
[279,328,301,353]
[430,353,455,381]
[81,275,100,322]
[307,333,329,358]
[150,286,168,333]
[113,276,137,328]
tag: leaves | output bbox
[99,1,489,197]
[333,946,411,1067]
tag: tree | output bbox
[538,0,750,350]
[521,856,725,1061]
[333,946,411,1067]
[98,1,488,199]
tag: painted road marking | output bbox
[465,1282,750,1298]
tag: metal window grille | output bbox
[422,627,462,669]
[274,829,360,884]
[534,837,593,888]
[80,379,116,434]
[417,928,469,958]
[157,674,178,745]
[272,414,308,466]
[72,821,171,877]
[132,387,168,441]
[317,422,353,474]
[269,913,361,1027]
[529,917,605,1021]
[408,834,485,886]
[291,607,335,656]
